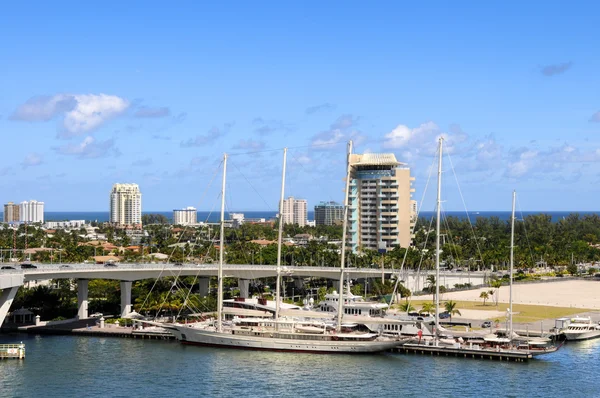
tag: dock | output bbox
[396,342,534,362]
[0,343,25,359]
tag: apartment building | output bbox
[19,200,44,223]
[3,202,20,223]
[348,153,415,252]
[281,196,307,226]
[173,206,197,225]
[109,183,142,226]
[314,201,344,226]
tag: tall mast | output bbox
[435,137,443,336]
[275,148,287,322]
[337,140,353,332]
[509,190,516,338]
[217,153,227,333]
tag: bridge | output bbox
[0,263,490,327]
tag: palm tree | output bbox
[480,291,489,306]
[398,301,415,313]
[490,279,503,306]
[425,275,437,302]
[420,302,435,315]
[444,300,461,322]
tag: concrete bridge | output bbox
[0,263,490,327]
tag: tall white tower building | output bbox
[109,183,142,226]
[348,153,415,252]
[19,200,44,223]
[281,197,307,227]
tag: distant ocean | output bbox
[1,210,599,223]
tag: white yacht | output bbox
[315,289,430,337]
[562,317,600,341]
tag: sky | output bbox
[1,1,599,212]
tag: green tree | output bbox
[398,301,415,313]
[489,279,503,306]
[479,291,489,306]
[444,300,461,322]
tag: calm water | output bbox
[1,333,600,397]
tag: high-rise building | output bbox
[348,153,415,252]
[173,207,197,225]
[109,183,142,226]
[281,197,307,226]
[19,200,44,223]
[3,202,20,223]
[314,201,344,226]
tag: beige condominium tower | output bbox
[348,153,415,252]
[109,183,142,226]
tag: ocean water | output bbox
[2,210,599,224]
[0,333,599,397]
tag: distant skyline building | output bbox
[173,206,197,225]
[281,197,307,226]
[230,213,245,228]
[19,200,45,223]
[348,153,415,252]
[314,201,344,226]
[3,202,20,223]
[109,183,142,226]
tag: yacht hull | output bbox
[169,326,400,354]
[563,330,600,341]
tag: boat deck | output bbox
[396,342,551,362]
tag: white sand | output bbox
[418,280,600,310]
[452,309,506,321]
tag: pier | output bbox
[396,342,535,362]
[0,343,25,359]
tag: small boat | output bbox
[562,317,600,341]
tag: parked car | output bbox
[173,262,184,266]
[20,263,37,269]
[439,311,451,319]
[481,321,492,328]
[1,266,15,270]
[104,261,117,267]
[59,264,71,268]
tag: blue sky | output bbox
[1,1,599,212]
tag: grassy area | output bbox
[402,299,591,323]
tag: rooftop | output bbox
[350,153,404,167]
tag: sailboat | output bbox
[153,143,401,353]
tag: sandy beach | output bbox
[416,279,600,310]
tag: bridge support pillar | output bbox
[294,278,304,289]
[77,279,89,319]
[238,279,250,298]
[198,278,209,297]
[120,281,132,318]
[0,287,19,328]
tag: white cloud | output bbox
[134,106,170,118]
[54,136,119,159]
[62,94,129,137]
[181,123,233,148]
[21,153,43,169]
[11,93,129,137]
[310,114,360,149]
[506,149,538,178]
[233,139,266,151]
[10,95,76,121]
